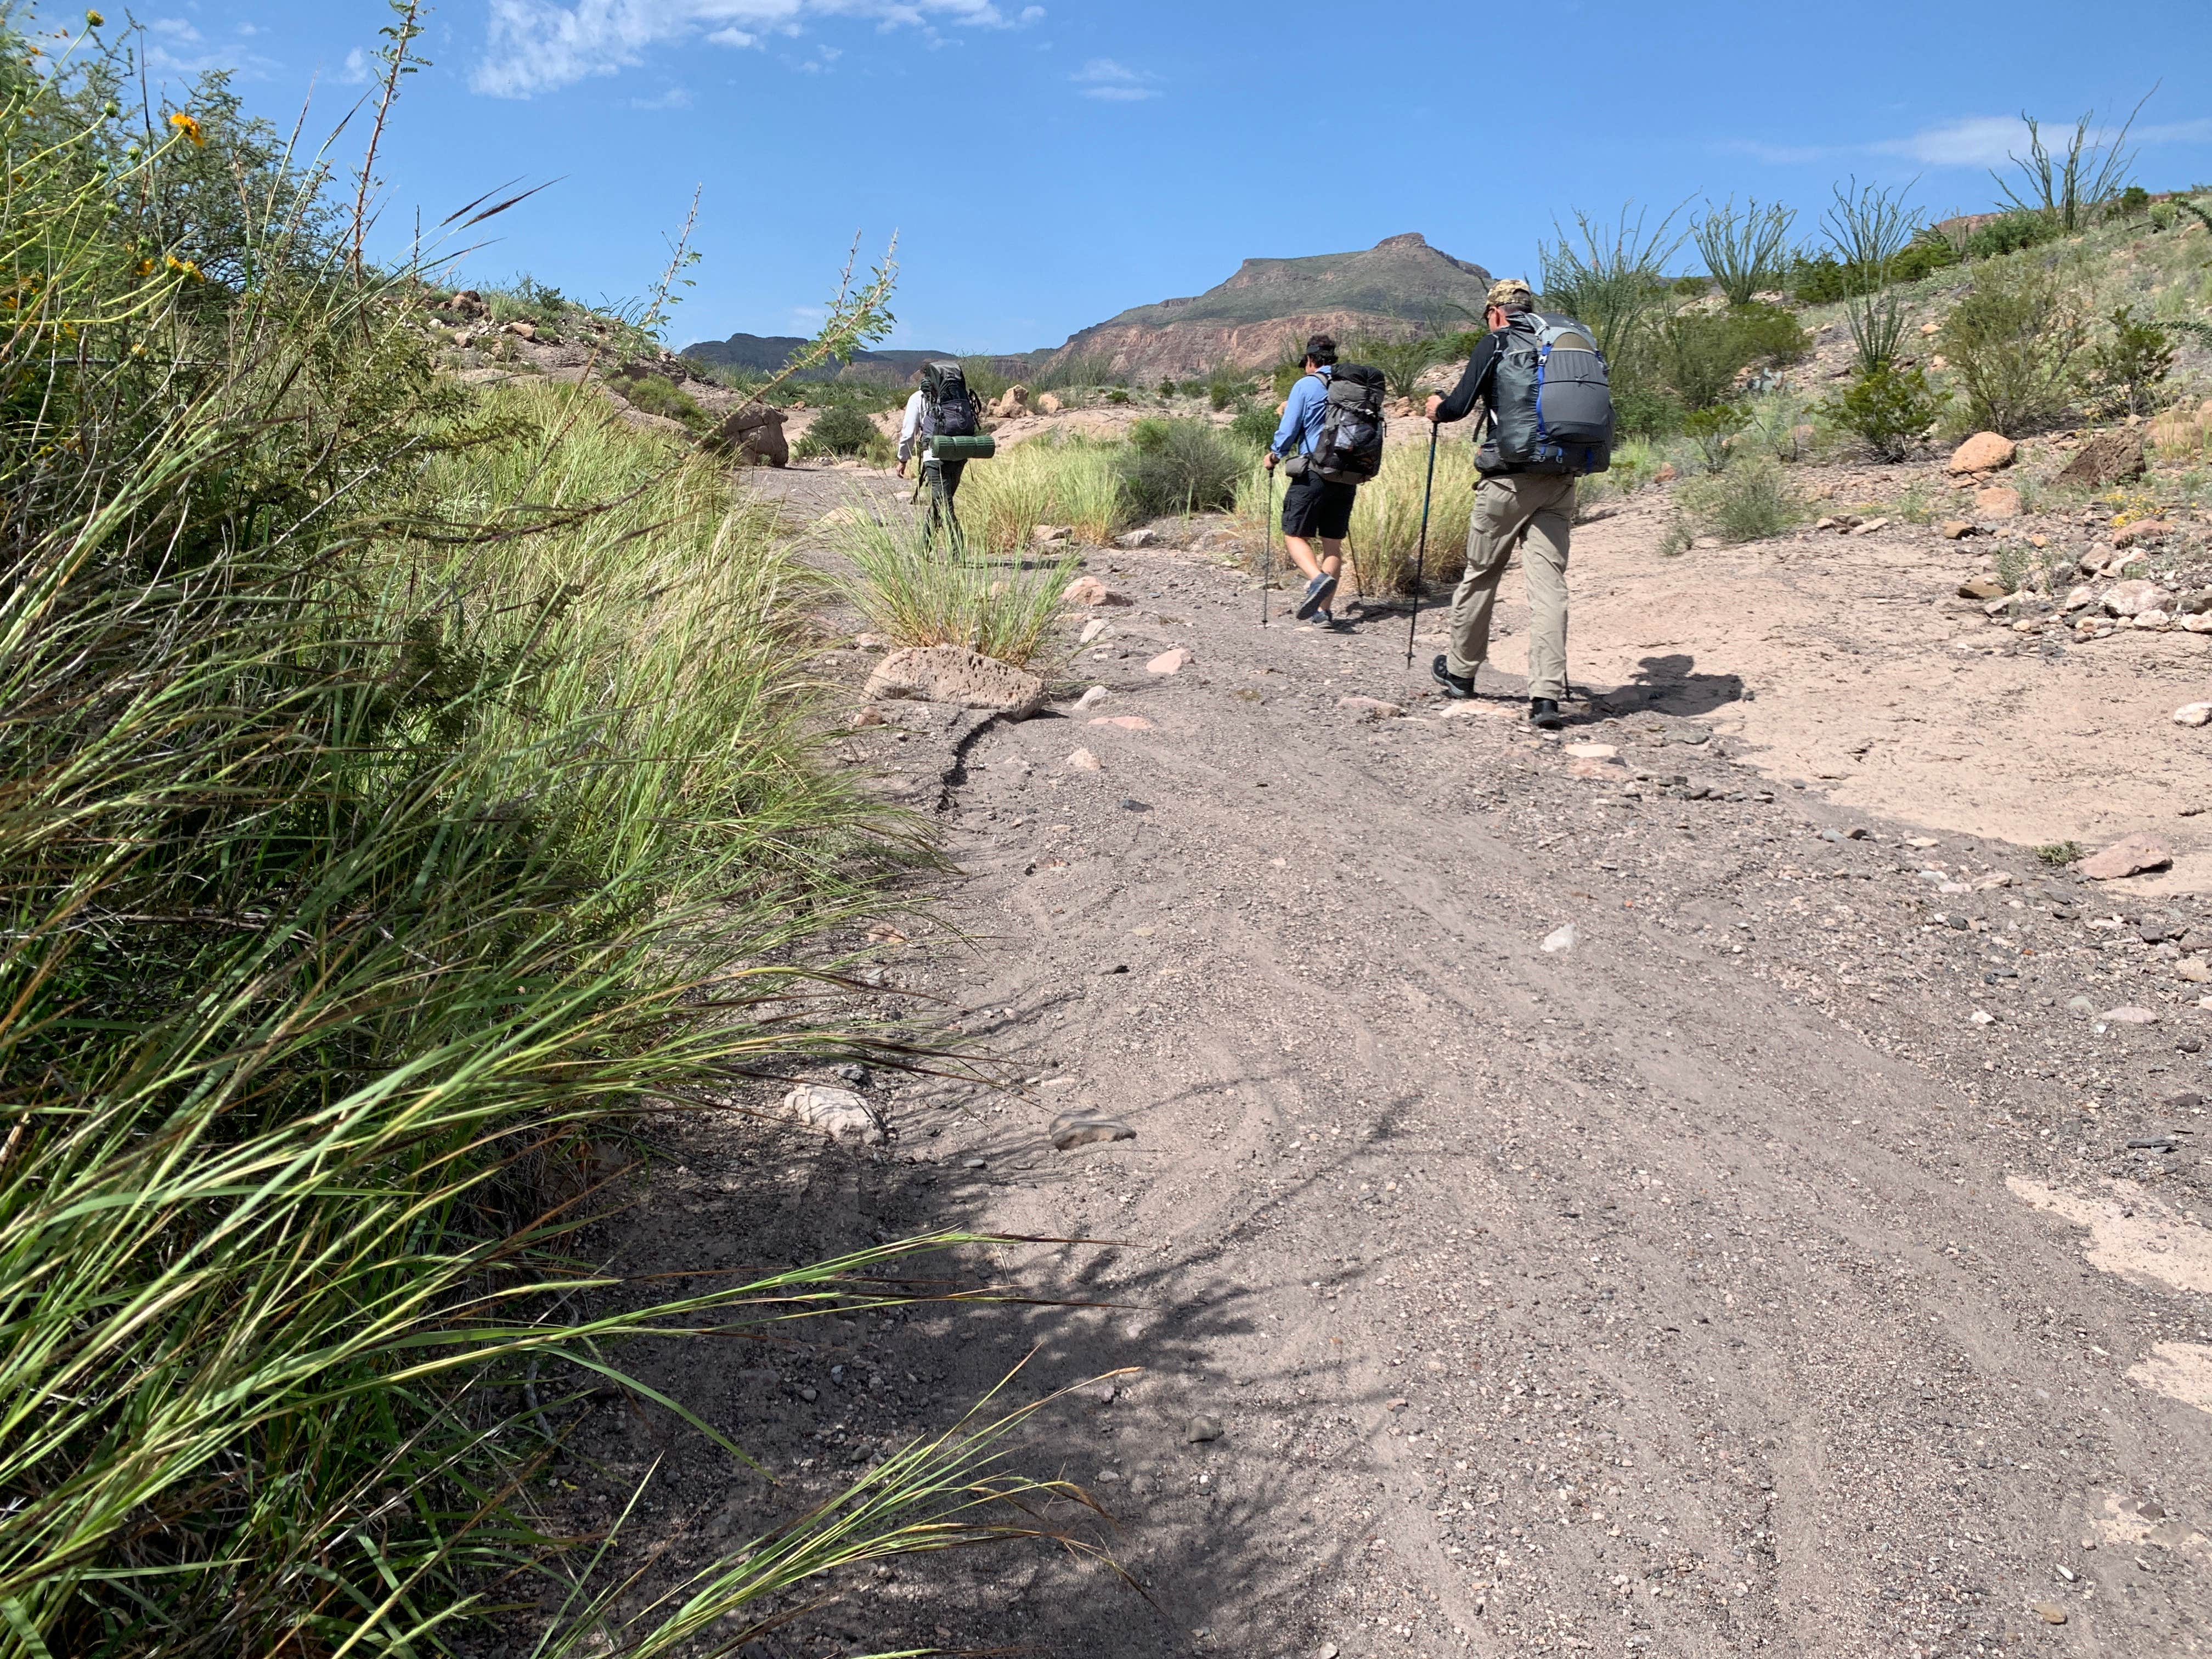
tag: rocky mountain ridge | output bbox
[1042,232,1494,379]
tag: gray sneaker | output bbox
[1295,571,1339,620]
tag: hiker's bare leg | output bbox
[1281,532,1323,583]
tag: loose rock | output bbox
[1051,1113,1136,1150]
[2103,1006,2159,1025]
[1091,715,1155,730]
[1073,684,1109,711]
[1974,487,2022,520]
[1336,695,1403,719]
[1115,528,1161,550]
[1065,747,1102,771]
[2175,704,2212,727]
[1063,575,1128,607]
[773,1084,884,1146]
[2113,518,2172,548]
[2079,833,2173,881]
[1184,1415,1224,1443]
[2055,427,2146,489]
[1542,924,1578,953]
[1146,647,1195,675]
[1078,617,1110,644]
[1947,432,2017,474]
[865,645,1046,718]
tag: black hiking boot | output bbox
[1295,571,1339,621]
[1431,655,1475,699]
[1529,697,1565,730]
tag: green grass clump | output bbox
[2035,840,2084,865]
[1677,456,1809,543]
[960,433,1127,549]
[830,501,1077,665]
[0,32,1105,1657]
[620,370,708,428]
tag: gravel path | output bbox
[573,483,2212,1659]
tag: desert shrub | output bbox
[1694,197,1795,304]
[1538,203,1687,361]
[1889,228,1961,283]
[621,371,708,428]
[1683,403,1747,469]
[1119,417,1248,516]
[802,402,881,455]
[2115,184,2152,217]
[1820,364,1949,461]
[2085,305,2174,416]
[1938,261,2091,433]
[960,433,1127,548]
[1613,384,1686,438]
[1231,400,1279,449]
[1207,362,1252,410]
[830,500,1077,665]
[1657,302,1809,409]
[1353,336,1447,400]
[1825,180,1921,375]
[1105,387,1130,404]
[1963,210,2061,261]
[2035,840,2084,865]
[1678,455,1808,543]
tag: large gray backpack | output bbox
[1308,363,1388,484]
[1482,313,1613,475]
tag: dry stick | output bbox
[349,0,425,281]
[1404,420,1439,667]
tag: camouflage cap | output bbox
[1486,278,1534,307]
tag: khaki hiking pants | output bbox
[1443,471,1577,702]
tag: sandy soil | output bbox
[543,457,2212,1659]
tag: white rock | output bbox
[1078,617,1110,644]
[1565,742,1618,759]
[1970,1009,1996,1025]
[1066,748,1102,771]
[1541,924,1578,954]
[1074,684,1110,712]
[2173,703,2212,728]
[2103,1006,2159,1025]
[774,1084,883,1145]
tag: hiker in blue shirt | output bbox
[1263,334,1356,624]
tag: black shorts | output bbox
[1280,472,1355,540]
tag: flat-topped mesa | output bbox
[1043,232,1494,380]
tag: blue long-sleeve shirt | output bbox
[1269,367,1331,456]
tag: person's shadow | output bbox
[1591,652,1745,718]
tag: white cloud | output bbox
[630,85,693,106]
[1071,57,1158,101]
[341,47,374,84]
[1869,115,2032,168]
[474,0,1020,98]
[1720,109,2212,173]
[149,18,202,41]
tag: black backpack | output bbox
[1308,363,1387,484]
[921,360,979,439]
[1482,313,1613,475]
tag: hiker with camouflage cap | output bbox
[1424,277,1609,730]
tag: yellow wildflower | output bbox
[134,258,155,276]
[87,9,105,26]
[164,253,204,283]
[168,111,205,147]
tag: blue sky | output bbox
[76,0,2212,354]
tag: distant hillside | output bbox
[678,332,1035,386]
[677,332,952,383]
[1042,233,1494,380]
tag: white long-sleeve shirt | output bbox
[897,389,928,463]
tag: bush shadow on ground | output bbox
[542,1064,1404,1658]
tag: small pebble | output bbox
[1184,1415,1223,1443]
[799,1386,819,1402]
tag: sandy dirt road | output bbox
[569,467,2212,1659]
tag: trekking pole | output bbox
[1260,461,1273,628]
[1404,420,1439,667]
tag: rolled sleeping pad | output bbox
[929,435,996,461]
